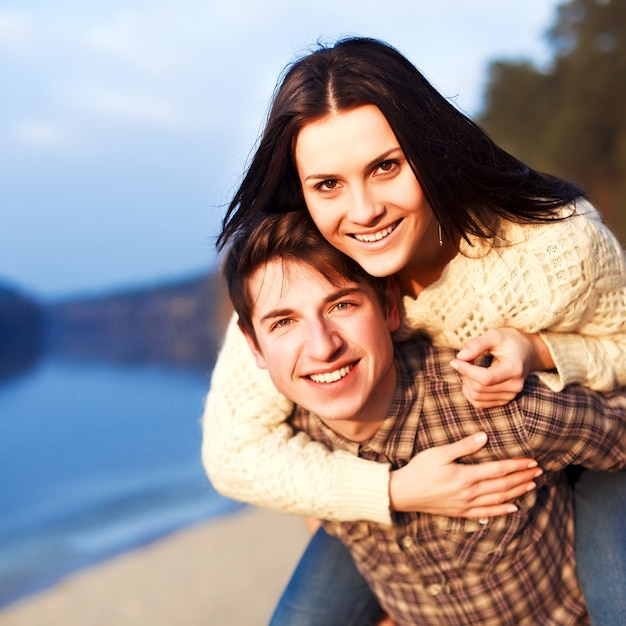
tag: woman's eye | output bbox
[316,179,338,191]
[377,160,397,174]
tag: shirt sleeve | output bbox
[201,314,393,524]
[521,379,626,471]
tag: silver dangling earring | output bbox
[438,222,443,247]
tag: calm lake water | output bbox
[0,358,242,607]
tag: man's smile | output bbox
[308,363,355,384]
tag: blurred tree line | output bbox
[479,0,626,242]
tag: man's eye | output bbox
[271,318,292,331]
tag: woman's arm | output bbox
[449,307,626,405]
[530,201,626,390]
[536,331,626,391]
[448,201,626,403]
[202,315,540,523]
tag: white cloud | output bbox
[67,87,184,129]
[85,11,181,75]
[11,120,72,149]
[0,10,33,56]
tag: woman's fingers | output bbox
[389,433,541,517]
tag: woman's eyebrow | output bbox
[302,148,402,182]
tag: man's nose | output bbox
[306,318,343,361]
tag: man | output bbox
[223,210,626,625]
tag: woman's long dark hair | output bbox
[217,37,584,250]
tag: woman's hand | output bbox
[449,328,554,409]
[389,433,541,517]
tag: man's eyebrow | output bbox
[303,148,402,182]
[258,286,366,324]
[326,287,364,303]
[259,307,295,324]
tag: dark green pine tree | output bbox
[479,0,626,241]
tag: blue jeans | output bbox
[270,469,626,626]
[269,526,382,626]
[574,468,626,626]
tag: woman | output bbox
[203,37,626,624]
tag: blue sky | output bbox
[0,1,561,300]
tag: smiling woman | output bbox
[295,104,452,295]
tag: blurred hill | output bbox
[46,272,232,371]
[0,284,46,381]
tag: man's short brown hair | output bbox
[224,209,391,347]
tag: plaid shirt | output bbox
[290,338,626,625]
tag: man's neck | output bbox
[320,412,386,443]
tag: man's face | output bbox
[244,259,400,439]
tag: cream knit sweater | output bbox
[202,199,626,525]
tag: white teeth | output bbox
[309,364,353,384]
[353,222,397,243]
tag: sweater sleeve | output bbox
[537,331,626,391]
[201,314,393,525]
[531,202,626,391]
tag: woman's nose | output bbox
[347,188,385,226]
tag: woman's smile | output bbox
[351,219,401,243]
[296,104,440,278]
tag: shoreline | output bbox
[0,507,310,626]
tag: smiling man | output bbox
[241,250,398,444]
[222,209,626,625]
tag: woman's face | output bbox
[295,104,439,278]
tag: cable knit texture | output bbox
[202,199,626,523]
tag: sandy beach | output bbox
[0,507,310,626]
